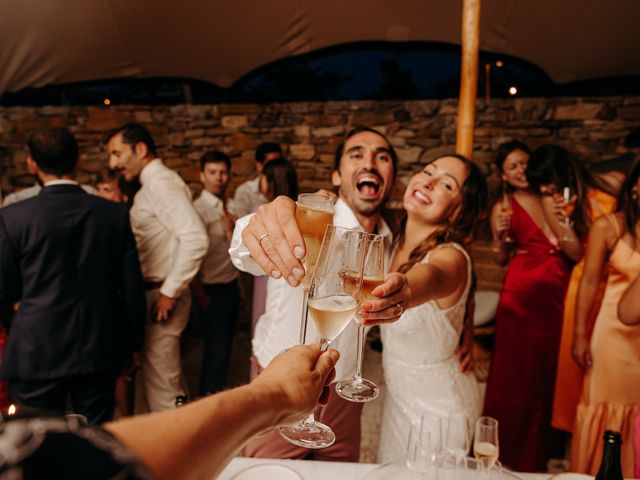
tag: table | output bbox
[216,457,554,480]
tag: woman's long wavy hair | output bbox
[395,154,489,274]
[526,144,607,239]
[616,155,640,245]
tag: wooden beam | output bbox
[456,0,481,160]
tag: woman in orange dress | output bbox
[551,187,616,433]
[571,157,640,477]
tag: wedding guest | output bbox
[0,128,145,423]
[228,142,282,217]
[571,156,640,478]
[96,168,140,417]
[106,123,208,412]
[483,145,581,471]
[191,151,240,395]
[552,158,618,434]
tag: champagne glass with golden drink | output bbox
[501,191,514,243]
[336,234,384,402]
[474,416,499,477]
[294,194,334,344]
[278,225,368,448]
[560,186,574,242]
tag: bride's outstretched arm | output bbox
[360,246,468,326]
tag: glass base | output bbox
[335,377,379,402]
[278,420,336,449]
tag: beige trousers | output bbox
[142,288,190,412]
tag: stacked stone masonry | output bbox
[1,97,639,207]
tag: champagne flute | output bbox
[474,416,499,474]
[336,234,384,403]
[446,411,470,465]
[278,225,368,448]
[560,186,574,242]
[295,194,334,344]
[501,190,514,243]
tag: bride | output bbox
[360,154,488,463]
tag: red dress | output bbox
[483,197,571,472]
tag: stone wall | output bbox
[1,97,639,206]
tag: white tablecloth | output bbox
[216,457,554,480]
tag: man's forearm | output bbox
[106,383,285,480]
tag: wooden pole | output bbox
[456,0,481,160]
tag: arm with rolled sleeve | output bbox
[149,178,209,298]
[228,213,266,276]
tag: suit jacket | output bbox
[0,184,146,380]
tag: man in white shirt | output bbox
[192,150,240,395]
[229,127,408,461]
[227,142,282,217]
[106,123,208,412]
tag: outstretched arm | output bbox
[361,246,468,326]
[106,344,338,480]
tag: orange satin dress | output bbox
[571,216,640,477]
[551,189,616,433]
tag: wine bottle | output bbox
[594,430,623,480]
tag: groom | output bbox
[229,126,410,461]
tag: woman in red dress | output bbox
[483,145,585,472]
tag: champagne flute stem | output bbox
[354,322,365,382]
[298,290,309,344]
[302,339,331,426]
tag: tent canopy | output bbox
[1,0,639,95]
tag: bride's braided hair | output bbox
[395,154,488,274]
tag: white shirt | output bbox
[193,190,238,284]
[227,177,268,217]
[2,183,96,207]
[130,158,208,298]
[229,198,393,381]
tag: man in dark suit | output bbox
[0,128,146,423]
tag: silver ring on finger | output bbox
[396,302,404,316]
[258,233,270,244]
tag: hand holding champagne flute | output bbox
[336,234,384,402]
[294,194,334,344]
[560,186,575,242]
[501,191,514,243]
[278,225,368,448]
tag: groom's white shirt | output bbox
[229,198,393,381]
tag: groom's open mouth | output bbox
[355,173,383,200]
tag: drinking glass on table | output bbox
[336,233,384,403]
[278,225,368,449]
[445,411,470,466]
[474,416,499,476]
[294,194,334,344]
[560,186,574,242]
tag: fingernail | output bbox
[292,267,304,280]
[329,350,340,362]
[294,246,305,259]
[271,270,281,279]
[287,275,299,287]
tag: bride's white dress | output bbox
[377,243,482,463]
